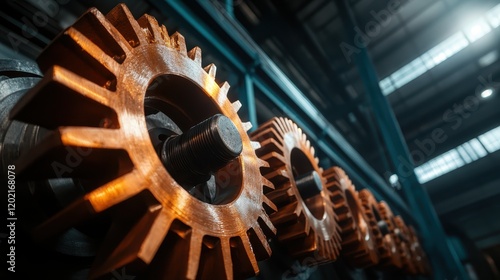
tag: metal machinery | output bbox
[0,3,437,280]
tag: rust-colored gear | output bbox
[358,189,399,268]
[377,201,404,269]
[11,4,276,279]
[323,167,379,267]
[394,216,419,275]
[408,226,430,275]
[250,117,341,265]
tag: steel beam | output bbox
[151,0,412,223]
[333,0,469,279]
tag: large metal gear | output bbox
[323,167,379,267]
[9,4,276,279]
[358,189,399,268]
[250,117,341,265]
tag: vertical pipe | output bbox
[239,74,258,129]
[333,0,469,279]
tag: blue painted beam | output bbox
[332,0,469,279]
[152,0,412,223]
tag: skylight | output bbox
[415,126,500,184]
[380,3,500,96]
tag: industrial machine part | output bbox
[378,201,404,269]
[408,226,431,275]
[394,216,418,275]
[323,167,379,267]
[358,189,399,268]
[5,4,277,279]
[250,117,341,265]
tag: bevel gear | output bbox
[323,167,379,267]
[10,4,276,279]
[358,189,399,268]
[394,216,418,275]
[250,117,341,265]
[378,201,404,269]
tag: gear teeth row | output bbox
[11,4,276,280]
[358,189,395,266]
[323,167,379,267]
[251,117,342,265]
[378,201,404,269]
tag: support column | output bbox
[333,0,469,279]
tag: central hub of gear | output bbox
[143,75,244,205]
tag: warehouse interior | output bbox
[1,0,500,279]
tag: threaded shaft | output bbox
[161,114,242,186]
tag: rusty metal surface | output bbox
[10,4,276,279]
[250,117,341,265]
[323,166,379,267]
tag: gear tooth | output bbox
[137,14,163,43]
[106,3,147,47]
[187,46,202,65]
[220,238,234,280]
[10,66,118,129]
[257,158,269,168]
[170,31,187,54]
[89,205,167,279]
[231,100,242,112]
[219,81,230,96]
[186,230,204,280]
[160,24,171,46]
[242,122,253,132]
[204,63,217,78]
[251,140,261,150]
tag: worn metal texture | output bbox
[9,4,277,279]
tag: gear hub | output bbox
[10,4,276,279]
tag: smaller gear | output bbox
[377,201,403,269]
[394,216,419,275]
[323,167,379,267]
[408,226,430,275]
[358,189,398,268]
[251,117,342,265]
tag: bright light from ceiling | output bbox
[389,174,399,185]
[481,88,493,98]
[464,19,492,42]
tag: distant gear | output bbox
[378,201,404,269]
[323,167,379,267]
[358,189,399,268]
[251,117,341,265]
